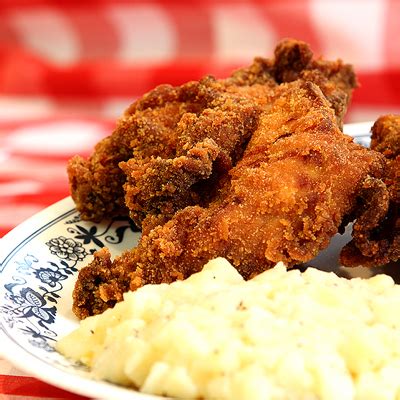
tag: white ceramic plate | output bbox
[0,122,397,400]
[0,197,161,399]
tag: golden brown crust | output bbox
[72,81,384,319]
[72,247,126,319]
[340,115,400,267]
[231,39,358,128]
[371,114,400,158]
[67,84,202,221]
[121,79,266,225]
[68,39,357,223]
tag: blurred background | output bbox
[0,0,400,235]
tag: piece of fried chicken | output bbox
[340,115,400,267]
[68,39,357,223]
[73,81,385,319]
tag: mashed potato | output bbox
[57,258,400,400]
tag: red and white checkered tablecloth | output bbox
[1,0,400,398]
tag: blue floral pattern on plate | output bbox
[0,197,140,369]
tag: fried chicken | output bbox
[67,83,209,221]
[72,81,385,319]
[121,79,268,226]
[68,39,357,223]
[340,115,400,267]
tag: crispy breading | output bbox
[371,114,400,158]
[72,81,384,319]
[340,115,400,267]
[68,39,357,223]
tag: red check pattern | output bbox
[1,1,400,398]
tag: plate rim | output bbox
[0,196,164,400]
